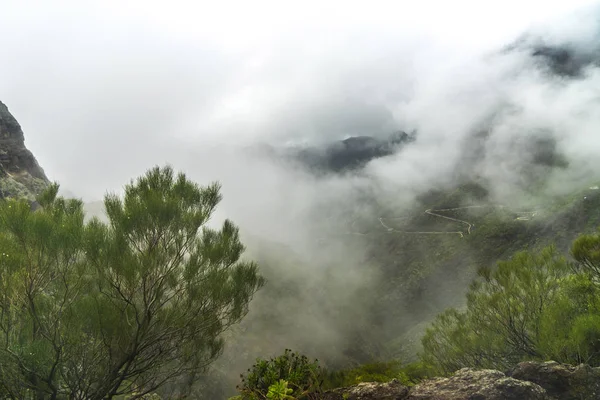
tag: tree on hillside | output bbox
[421,246,571,373]
[0,183,91,399]
[537,273,600,365]
[571,230,600,278]
[422,234,600,374]
[0,166,264,399]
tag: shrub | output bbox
[267,380,295,399]
[237,349,322,399]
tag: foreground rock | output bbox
[407,368,548,400]
[321,379,409,399]
[320,368,549,400]
[509,361,600,400]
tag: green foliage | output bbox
[398,360,434,385]
[0,165,264,399]
[537,273,600,365]
[322,360,432,389]
[571,230,600,278]
[323,361,401,388]
[267,380,295,399]
[421,246,572,373]
[237,349,322,399]
[422,229,600,374]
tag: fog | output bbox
[2,0,600,395]
[1,0,598,200]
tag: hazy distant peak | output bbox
[289,130,415,174]
[506,33,600,77]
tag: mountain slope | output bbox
[0,101,49,199]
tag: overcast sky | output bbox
[0,0,598,201]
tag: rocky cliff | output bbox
[320,361,600,399]
[0,101,48,199]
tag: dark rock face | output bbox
[509,361,600,400]
[0,101,48,199]
[0,101,47,179]
[531,45,599,77]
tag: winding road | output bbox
[337,205,537,239]
[316,185,600,242]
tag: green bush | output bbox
[267,380,295,399]
[237,349,322,399]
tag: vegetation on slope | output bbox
[230,223,600,399]
[201,179,600,399]
[421,229,600,375]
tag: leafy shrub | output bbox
[237,349,322,399]
[267,380,295,399]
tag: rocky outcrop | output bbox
[509,361,600,400]
[0,101,48,199]
[406,368,548,400]
[321,379,409,400]
[319,361,600,399]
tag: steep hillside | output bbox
[364,182,600,358]
[0,101,48,199]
